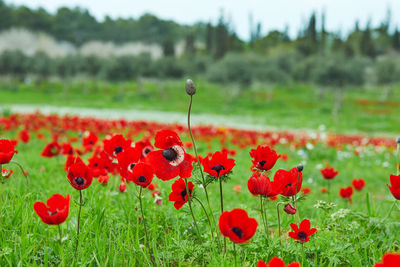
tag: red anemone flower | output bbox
[283,203,297,215]
[116,147,141,179]
[2,168,13,179]
[0,139,18,164]
[41,141,61,158]
[18,129,30,143]
[352,178,365,191]
[147,130,194,181]
[320,166,339,180]
[119,181,127,192]
[257,257,300,267]
[135,139,154,159]
[249,145,280,171]
[374,252,400,267]
[82,131,98,148]
[65,154,83,171]
[126,162,154,188]
[288,218,317,243]
[387,174,400,200]
[274,168,302,197]
[248,172,281,197]
[339,186,353,203]
[67,158,93,190]
[219,208,258,244]
[33,194,70,225]
[88,154,108,177]
[168,178,194,210]
[61,143,74,155]
[301,187,311,195]
[103,134,132,159]
[98,174,109,184]
[201,151,235,178]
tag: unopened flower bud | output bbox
[185,79,196,96]
[284,203,297,215]
[296,164,304,172]
[396,137,400,144]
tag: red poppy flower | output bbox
[98,174,109,184]
[201,151,235,178]
[288,218,317,243]
[103,134,132,159]
[257,257,300,267]
[274,168,302,197]
[61,142,74,155]
[249,145,280,171]
[88,154,108,177]
[41,141,61,158]
[67,158,93,190]
[339,186,353,203]
[147,183,157,191]
[219,208,258,244]
[126,162,154,188]
[387,174,400,200]
[18,129,30,143]
[248,172,281,197]
[135,139,154,159]
[1,168,13,179]
[116,147,141,179]
[33,194,70,225]
[301,187,311,195]
[0,139,18,164]
[65,154,83,171]
[168,178,194,210]
[352,178,365,191]
[374,252,400,267]
[321,187,328,193]
[147,130,194,181]
[320,166,339,180]
[82,131,98,148]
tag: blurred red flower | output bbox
[257,257,300,267]
[339,186,353,203]
[320,166,339,180]
[41,141,61,158]
[374,252,400,267]
[387,174,400,200]
[0,139,18,164]
[33,194,70,225]
[352,178,365,191]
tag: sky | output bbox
[6,0,400,40]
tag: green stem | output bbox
[184,178,201,237]
[219,178,226,253]
[10,160,30,187]
[138,186,149,247]
[233,242,237,267]
[276,203,282,255]
[384,201,397,220]
[58,224,64,266]
[260,196,268,237]
[58,224,62,244]
[74,190,83,258]
[193,196,220,248]
[301,243,305,266]
[397,143,399,176]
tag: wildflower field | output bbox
[0,80,399,266]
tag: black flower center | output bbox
[50,211,58,216]
[138,176,146,183]
[211,165,225,176]
[144,148,151,155]
[75,176,85,186]
[285,183,292,188]
[94,163,98,167]
[180,189,187,200]
[114,146,123,154]
[89,141,94,145]
[162,148,178,161]
[259,160,266,166]
[297,231,307,241]
[232,227,243,238]
[129,163,136,170]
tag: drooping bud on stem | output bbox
[185,79,196,96]
[396,137,400,145]
[284,203,297,215]
[296,164,304,172]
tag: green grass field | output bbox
[0,124,399,266]
[1,79,399,134]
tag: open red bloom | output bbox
[98,174,109,184]
[18,129,30,143]
[41,141,61,158]
[374,252,400,267]
[2,168,13,179]
[116,147,141,179]
[387,174,400,200]
[320,166,339,180]
[219,209,258,244]
[168,178,194,210]
[67,158,93,190]
[352,178,365,191]
[202,151,235,178]
[82,131,98,148]
[33,194,70,225]
[288,218,317,243]
[61,142,75,155]
[65,154,83,171]
[88,154,108,177]
[135,139,154,159]
[0,139,18,164]
[274,168,302,197]
[126,162,154,188]
[248,172,281,197]
[339,186,353,203]
[147,130,194,180]
[257,257,300,267]
[103,134,132,159]
[249,145,280,171]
